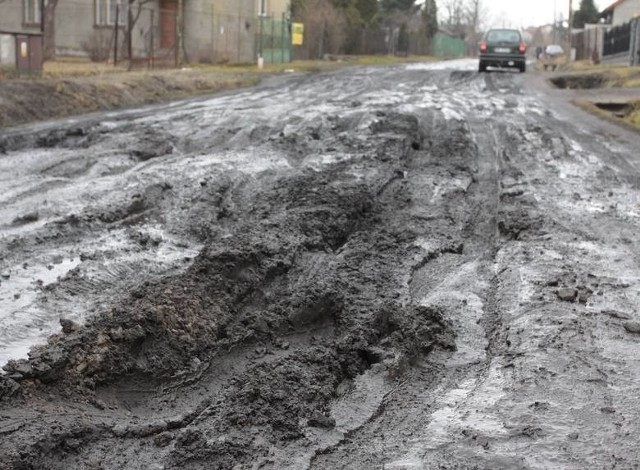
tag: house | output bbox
[257,0,289,18]
[187,0,257,63]
[601,0,640,26]
[0,0,291,66]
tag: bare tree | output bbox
[466,0,481,34]
[126,0,155,61]
[465,0,485,55]
[43,0,60,60]
[440,0,467,38]
[293,0,347,59]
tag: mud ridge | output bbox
[0,97,462,469]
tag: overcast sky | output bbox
[480,0,611,28]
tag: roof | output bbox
[0,30,43,37]
[437,26,457,37]
[602,0,626,13]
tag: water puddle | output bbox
[0,256,81,366]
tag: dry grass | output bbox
[626,101,640,127]
[573,99,640,133]
[43,58,128,78]
[558,62,640,131]
[41,54,435,79]
[560,61,640,88]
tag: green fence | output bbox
[256,15,291,64]
[432,33,466,58]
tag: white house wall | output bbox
[612,0,640,26]
[0,0,277,63]
[0,34,16,65]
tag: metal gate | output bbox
[256,15,291,64]
[631,18,640,66]
[603,21,631,57]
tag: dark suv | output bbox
[478,29,527,73]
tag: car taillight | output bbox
[480,40,487,53]
[519,41,526,54]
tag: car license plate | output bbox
[495,47,510,53]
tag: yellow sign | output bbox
[20,42,28,58]
[292,23,304,46]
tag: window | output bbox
[95,0,126,26]
[258,0,267,17]
[23,0,42,25]
[486,30,521,43]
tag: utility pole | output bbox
[177,0,184,66]
[114,4,119,66]
[567,0,573,64]
[127,0,132,63]
[40,0,45,62]
[40,0,45,34]
[553,0,557,43]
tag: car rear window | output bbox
[486,30,521,43]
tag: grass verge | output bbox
[549,61,640,88]
[573,99,640,133]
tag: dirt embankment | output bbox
[0,70,258,128]
[547,66,640,132]
[0,56,435,129]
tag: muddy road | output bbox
[1,60,640,469]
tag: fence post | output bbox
[259,15,264,61]
[176,0,183,66]
[174,9,179,67]
[237,14,241,63]
[632,18,640,66]
[149,9,154,69]
[211,6,219,63]
[289,16,293,63]
[114,4,119,66]
[637,19,640,66]
[127,1,132,66]
[567,0,573,65]
[270,15,275,64]
[318,20,325,59]
[281,12,285,63]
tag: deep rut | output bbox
[310,93,507,470]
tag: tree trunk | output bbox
[43,0,59,60]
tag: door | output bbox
[160,0,178,49]
[15,35,43,74]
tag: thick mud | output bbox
[550,73,608,89]
[2,62,640,469]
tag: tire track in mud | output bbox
[309,88,509,470]
[476,110,640,469]
[338,73,640,470]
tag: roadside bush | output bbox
[82,30,114,62]
[397,22,409,56]
[0,65,18,79]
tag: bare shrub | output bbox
[82,30,114,62]
[295,0,347,59]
